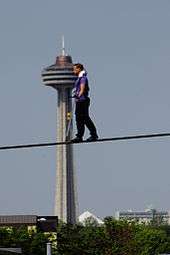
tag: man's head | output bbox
[73,63,84,75]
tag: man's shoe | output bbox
[86,136,98,142]
[71,137,83,143]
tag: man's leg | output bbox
[75,114,85,138]
[85,117,98,137]
[84,99,98,139]
[75,102,85,139]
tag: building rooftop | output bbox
[79,211,104,225]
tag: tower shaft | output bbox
[55,88,76,223]
[42,54,77,224]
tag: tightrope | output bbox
[0,132,170,151]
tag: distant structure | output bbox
[41,38,77,224]
[79,211,104,225]
[0,215,58,232]
[115,209,170,224]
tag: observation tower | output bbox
[41,39,77,224]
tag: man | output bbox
[71,63,98,142]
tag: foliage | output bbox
[1,219,170,255]
[57,218,170,255]
[0,227,55,255]
[134,224,170,255]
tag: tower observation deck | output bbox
[42,51,77,224]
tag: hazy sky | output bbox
[0,0,170,218]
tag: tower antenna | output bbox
[62,35,65,56]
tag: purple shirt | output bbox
[74,75,89,102]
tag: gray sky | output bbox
[0,0,170,217]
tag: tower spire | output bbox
[62,35,65,56]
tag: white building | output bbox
[79,211,104,225]
[115,209,170,224]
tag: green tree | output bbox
[134,224,170,255]
[0,227,55,255]
[1,219,170,255]
[56,218,170,255]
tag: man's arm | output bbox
[78,83,85,97]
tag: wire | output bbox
[0,132,170,151]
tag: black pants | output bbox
[75,98,97,138]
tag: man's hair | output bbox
[74,63,84,71]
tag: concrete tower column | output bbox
[42,52,77,224]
